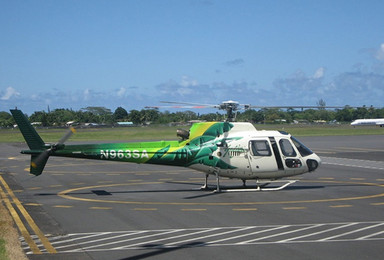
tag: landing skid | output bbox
[216,180,298,192]
[200,174,298,192]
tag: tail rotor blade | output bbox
[31,127,76,170]
[58,127,76,145]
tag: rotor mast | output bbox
[219,100,240,122]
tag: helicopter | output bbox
[10,103,321,192]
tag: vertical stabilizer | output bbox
[30,154,48,176]
[10,109,47,175]
[10,109,45,150]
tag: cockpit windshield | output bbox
[290,136,313,157]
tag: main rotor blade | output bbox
[248,105,346,109]
[145,105,211,109]
[160,101,218,107]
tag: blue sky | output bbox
[1,0,384,114]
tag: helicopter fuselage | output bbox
[190,123,320,180]
[26,121,321,181]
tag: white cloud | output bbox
[271,67,384,107]
[180,76,198,87]
[313,67,325,79]
[156,77,201,99]
[154,76,263,107]
[116,87,126,97]
[224,58,245,67]
[83,89,90,101]
[1,87,20,100]
[375,43,384,61]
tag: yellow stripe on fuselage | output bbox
[188,122,218,140]
[165,122,218,155]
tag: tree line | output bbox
[1,106,384,128]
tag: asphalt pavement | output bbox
[1,135,384,260]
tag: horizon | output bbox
[1,1,384,115]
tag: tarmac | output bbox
[1,134,384,260]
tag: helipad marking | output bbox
[181,208,207,211]
[0,175,57,254]
[371,202,384,206]
[330,205,353,208]
[90,207,112,210]
[233,208,258,211]
[57,180,384,206]
[27,187,42,190]
[24,203,42,206]
[21,221,384,254]
[53,205,73,208]
[283,207,307,210]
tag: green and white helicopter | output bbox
[10,101,321,192]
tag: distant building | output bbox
[66,121,77,127]
[84,123,99,126]
[293,120,309,124]
[116,122,134,126]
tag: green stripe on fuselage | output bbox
[53,122,239,169]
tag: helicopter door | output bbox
[277,138,304,175]
[248,139,278,175]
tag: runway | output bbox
[1,135,384,259]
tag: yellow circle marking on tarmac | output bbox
[133,208,158,211]
[57,180,384,206]
[283,207,307,210]
[329,205,353,208]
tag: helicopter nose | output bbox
[307,154,321,172]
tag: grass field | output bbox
[0,124,383,143]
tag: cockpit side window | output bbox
[290,136,313,157]
[250,140,272,156]
[279,139,297,157]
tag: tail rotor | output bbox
[30,127,76,172]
